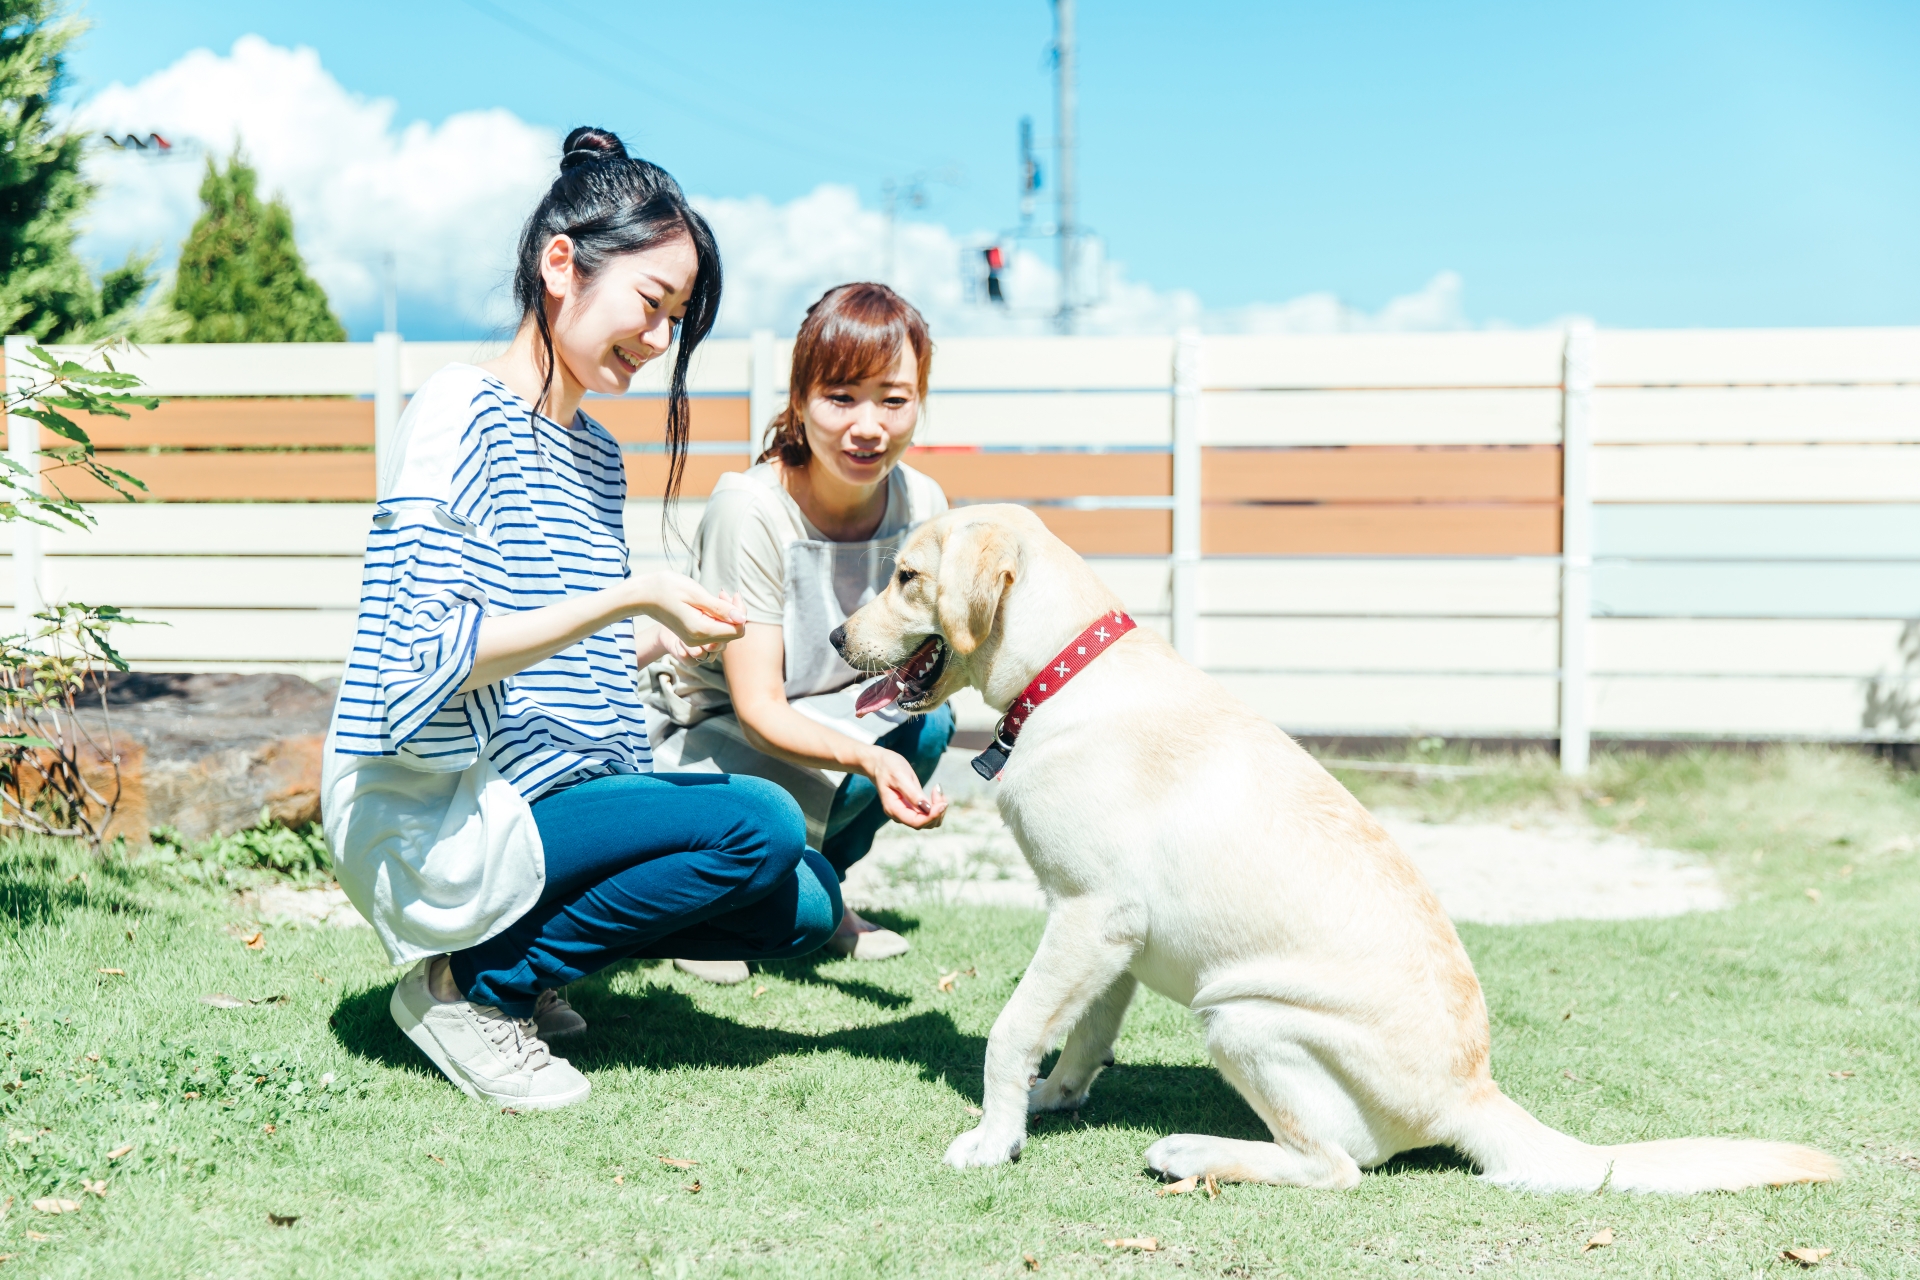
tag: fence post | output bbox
[5,335,41,627]
[1558,322,1595,775]
[748,329,777,449]
[1171,329,1203,662]
[373,331,403,500]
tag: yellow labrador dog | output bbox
[833,505,1838,1193]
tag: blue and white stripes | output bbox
[334,365,652,800]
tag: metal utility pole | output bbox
[1053,0,1077,333]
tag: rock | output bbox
[78,673,334,844]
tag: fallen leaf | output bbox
[1782,1247,1831,1266]
[23,1232,47,1242]
[242,930,265,950]
[96,968,124,977]
[81,1181,105,1199]
[1831,1071,1855,1079]
[752,985,767,999]
[613,1175,624,1186]
[427,1153,445,1165]
[201,993,245,1009]
[1023,1254,1039,1271]
[267,1213,298,1228]
[106,1144,133,1161]
[1805,888,1822,904]
[262,1124,276,1135]
[965,1104,984,1117]
[685,1180,701,1193]
[937,971,959,992]
[30,1199,78,1215]
[1584,1228,1614,1251]
[1205,1173,1219,1199]
[1156,1175,1199,1197]
[1563,1069,1582,1082]
[249,995,288,1006]
[84,1053,98,1063]
[500,1108,521,1116]
[182,1092,199,1100]
[658,1156,698,1169]
[1104,1237,1158,1252]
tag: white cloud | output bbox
[73,36,1479,340]
[75,35,552,333]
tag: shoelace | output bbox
[471,1004,551,1071]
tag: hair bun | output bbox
[559,126,629,174]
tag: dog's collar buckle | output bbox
[970,723,1015,780]
[968,610,1136,781]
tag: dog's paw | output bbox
[944,1125,1025,1169]
[1028,1074,1091,1114]
[1144,1134,1212,1182]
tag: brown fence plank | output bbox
[39,399,374,449]
[1030,507,1171,556]
[907,450,1170,500]
[589,397,751,443]
[1204,504,1561,555]
[58,452,375,502]
[623,454,750,499]
[1203,445,1561,503]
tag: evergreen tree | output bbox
[171,152,345,342]
[0,0,169,340]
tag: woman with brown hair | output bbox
[644,283,954,977]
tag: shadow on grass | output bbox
[327,972,1268,1143]
[0,841,145,933]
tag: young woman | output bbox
[322,128,841,1109]
[644,283,953,979]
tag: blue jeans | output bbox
[450,772,840,1016]
[820,706,956,881]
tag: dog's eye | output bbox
[895,568,918,587]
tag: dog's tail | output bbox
[1452,1088,1840,1194]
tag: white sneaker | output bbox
[390,959,591,1109]
[534,988,587,1039]
[673,958,750,985]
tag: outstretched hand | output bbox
[867,746,949,830]
[637,575,746,649]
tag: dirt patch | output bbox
[235,883,366,929]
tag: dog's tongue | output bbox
[854,671,902,717]
[854,638,940,717]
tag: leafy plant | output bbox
[0,341,157,844]
[0,602,145,843]
[149,811,331,880]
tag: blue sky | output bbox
[67,0,1920,334]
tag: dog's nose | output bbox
[829,623,848,656]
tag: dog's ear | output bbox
[936,522,1018,655]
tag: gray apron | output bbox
[645,531,912,846]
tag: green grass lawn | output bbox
[0,746,1917,1277]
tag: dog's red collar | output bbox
[971,610,1136,780]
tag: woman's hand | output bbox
[861,745,948,830]
[630,574,746,648]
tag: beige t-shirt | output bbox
[654,461,948,712]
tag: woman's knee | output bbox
[720,774,809,885]
[792,848,844,951]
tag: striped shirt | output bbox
[333,363,652,799]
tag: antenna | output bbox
[1053,0,1078,334]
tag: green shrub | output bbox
[148,809,330,880]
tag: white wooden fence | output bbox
[5,328,1917,772]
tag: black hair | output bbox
[512,125,722,503]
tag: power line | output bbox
[458,0,916,174]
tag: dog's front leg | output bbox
[945,896,1141,1169]
[1030,970,1136,1114]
